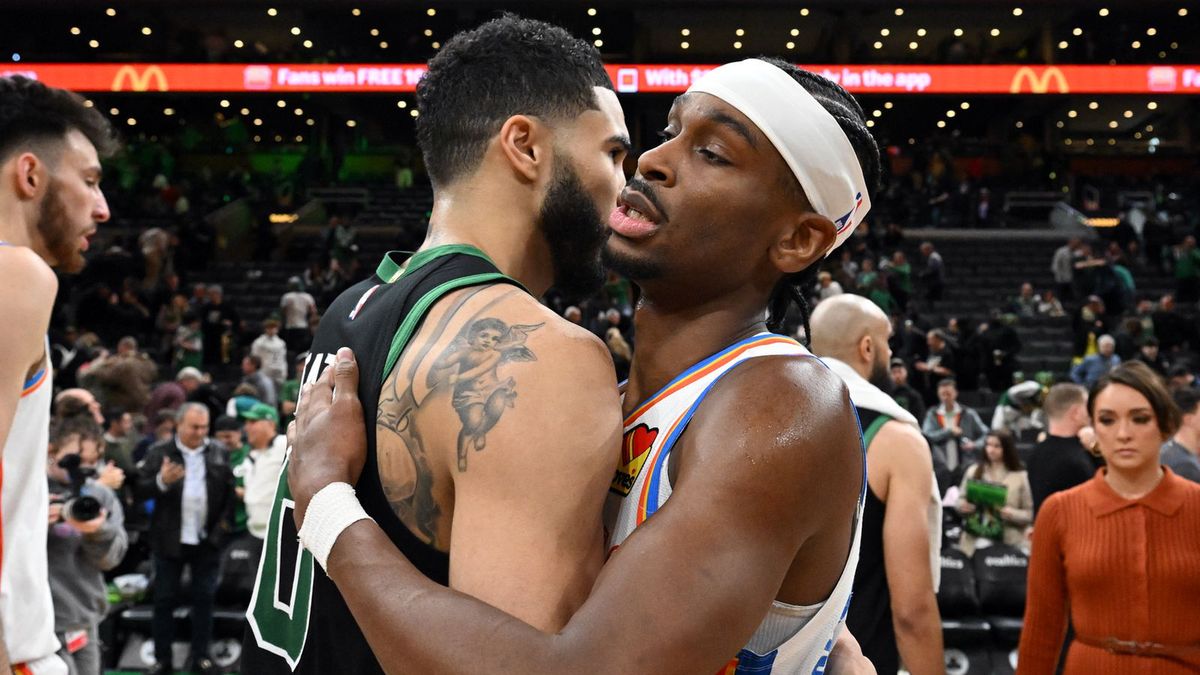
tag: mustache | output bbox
[624,177,668,222]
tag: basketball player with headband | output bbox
[288,58,881,673]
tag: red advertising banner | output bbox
[3,63,1198,94]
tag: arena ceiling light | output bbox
[426,8,436,16]
[267,8,277,17]
[953,28,964,37]
[233,39,244,48]
[1147,101,1158,110]
[880,28,890,36]
[1098,8,1109,16]
[587,8,597,16]
[800,8,810,16]
[884,101,893,109]
[894,8,904,16]
[351,8,361,16]
[70,26,80,35]
[105,7,115,16]
[1180,8,1189,17]
[680,41,689,49]
[1059,41,1069,49]
[733,40,742,49]
[681,28,690,36]
[917,28,927,37]
[873,41,883,49]
[1073,27,1083,36]
[1012,7,1023,16]
[1147,27,1157,36]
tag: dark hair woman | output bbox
[1018,361,1200,672]
[955,429,1032,555]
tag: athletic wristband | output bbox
[297,482,373,571]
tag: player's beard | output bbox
[538,153,607,301]
[38,178,86,273]
[867,351,894,392]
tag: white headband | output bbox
[687,59,871,256]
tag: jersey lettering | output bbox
[246,351,336,668]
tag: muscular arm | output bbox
[0,248,56,453]
[443,325,621,631]
[376,290,622,632]
[872,422,944,675]
[299,355,862,673]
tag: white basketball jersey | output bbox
[1,341,64,668]
[605,333,865,675]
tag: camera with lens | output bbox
[56,453,103,522]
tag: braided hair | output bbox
[756,58,881,345]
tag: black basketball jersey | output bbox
[242,244,523,673]
[845,406,900,675]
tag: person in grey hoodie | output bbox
[46,418,128,675]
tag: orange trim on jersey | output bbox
[624,336,797,424]
[12,663,34,675]
[718,657,740,675]
[21,368,47,397]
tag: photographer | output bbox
[47,418,128,675]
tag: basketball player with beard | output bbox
[282,57,881,673]
[811,294,944,674]
[0,76,114,674]
[242,17,631,673]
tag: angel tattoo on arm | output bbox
[427,318,544,471]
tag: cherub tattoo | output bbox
[428,318,543,471]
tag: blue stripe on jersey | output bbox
[734,648,779,673]
[629,333,783,423]
[24,368,46,390]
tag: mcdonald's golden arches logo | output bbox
[1009,66,1069,94]
[111,65,168,92]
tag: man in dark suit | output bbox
[134,402,236,675]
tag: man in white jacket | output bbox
[811,294,945,675]
[238,404,286,539]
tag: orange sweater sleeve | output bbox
[1017,494,1071,673]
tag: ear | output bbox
[497,115,549,185]
[12,152,45,200]
[858,333,873,365]
[772,213,838,275]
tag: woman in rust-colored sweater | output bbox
[1018,362,1200,673]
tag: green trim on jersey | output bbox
[374,244,500,284]
[862,414,892,448]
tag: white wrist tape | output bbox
[297,482,373,571]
